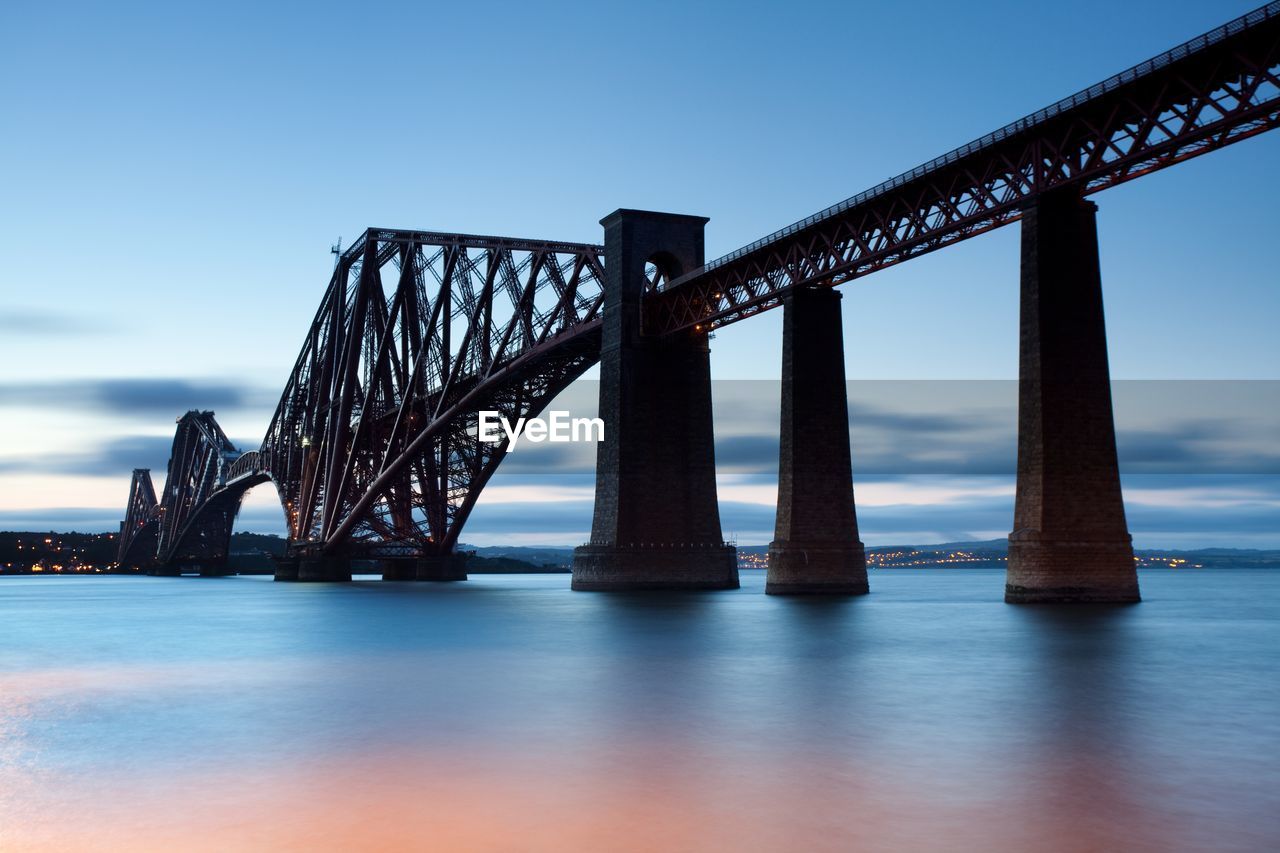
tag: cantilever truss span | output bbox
[117,3,1280,570]
[258,229,605,558]
[117,468,159,567]
[117,411,246,569]
[649,2,1280,334]
[119,231,605,568]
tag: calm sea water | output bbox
[2,569,1277,852]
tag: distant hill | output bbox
[468,555,568,574]
[460,544,575,568]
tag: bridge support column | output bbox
[572,209,737,591]
[1007,190,1138,603]
[296,555,352,583]
[379,558,417,581]
[273,556,299,582]
[767,287,868,595]
[416,553,468,581]
[379,554,468,581]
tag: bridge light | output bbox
[300,436,311,447]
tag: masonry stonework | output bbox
[1006,190,1138,603]
[572,210,737,590]
[767,287,869,595]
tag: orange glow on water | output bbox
[0,750,1167,852]
[3,574,1277,851]
[0,733,1203,852]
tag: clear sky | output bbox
[2,0,1277,547]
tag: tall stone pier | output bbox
[1006,190,1138,603]
[767,287,868,595]
[572,210,738,590]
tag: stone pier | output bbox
[767,287,868,595]
[273,556,299,582]
[572,210,737,590]
[379,553,468,581]
[1006,190,1138,603]
[295,555,352,583]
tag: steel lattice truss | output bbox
[117,468,159,567]
[118,5,1280,567]
[151,410,244,565]
[649,2,1280,334]
[257,229,605,557]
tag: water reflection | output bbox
[0,571,1276,851]
[1005,606,1164,850]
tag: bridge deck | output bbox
[652,2,1280,334]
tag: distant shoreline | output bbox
[2,531,1278,575]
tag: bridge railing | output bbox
[664,0,1280,291]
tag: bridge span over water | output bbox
[118,4,1280,601]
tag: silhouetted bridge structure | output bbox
[119,5,1280,601]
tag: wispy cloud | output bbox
[0,308,107,337]
[2,379,1276,547]
[0,503,289,535]
[0,434,174,478]
[0,378,277,418]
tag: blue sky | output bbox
[1,0,1277,547]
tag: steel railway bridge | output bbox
[118,4,1280,600]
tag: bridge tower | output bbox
[767,287,869,595]
[572,210,738,590]
[1006,190,1138,602]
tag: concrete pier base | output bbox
[273,557,299,582]
[767,287,869,596]
[416,553,468,581]
[379,554,469,581]
[571,209,738,591]
[1006,537,1138,603]
[378,558,417,581]
[767,543,869,595]
[572,544,738,591]
[295,555,352,583]
[1006,191,1138,603]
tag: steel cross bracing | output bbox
[117,468,159,566]
[152,410,244,565]
[117,5,1279,568]
[255,228,605,557]
[648,2,1280,335]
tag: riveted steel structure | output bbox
[118,4,1279,592]
[265,230,605,563]
[117,468,159,568]
[119,231,606,574]
[148,411,245,573]
[648,2,1280,334]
